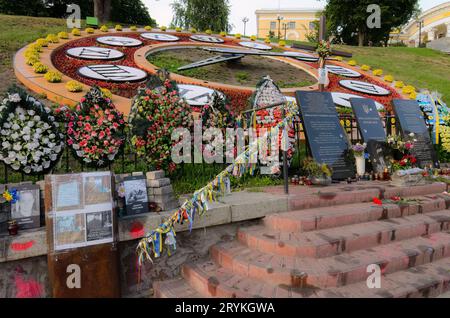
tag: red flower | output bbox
[373,198,383,206]
[99,131,105,139]
[84,123,92,132]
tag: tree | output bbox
[111,0,155,25]
[94,0,111,23]
[171,0,230,32]
[323,0,419,46]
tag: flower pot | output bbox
[355,156,366,176]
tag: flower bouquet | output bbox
[302,157,333,186]
[0,86,64,174]
[351,143,367,176]
[61,86,126,167]
[128,77,192,173]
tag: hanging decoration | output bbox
[136,103,296,266]
[0,86,64,174]
[60,86,126,168]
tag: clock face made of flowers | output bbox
[14,27,411,116]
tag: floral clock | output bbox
[60,86,126,167]
[0,86,64,174]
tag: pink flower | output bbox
[99,131,105,139]
[84,123,92,132]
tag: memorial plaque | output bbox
[296,91,354,179]
[11,184,41,230]
[350,98,387,173]
[392,99,439,168]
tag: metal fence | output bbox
[0,114,399,184]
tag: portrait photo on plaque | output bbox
[54,213,86,250]
[86,210,113,243]
[52,174,84,212]
[11,184,41,230]
[83,172,112,207]
[123,175,149,215]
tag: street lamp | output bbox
[277,15,284,39]
[417,19,424,47]
[242,17,249,36]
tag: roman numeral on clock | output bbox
[79,48,111,58]
[87,65,135,80]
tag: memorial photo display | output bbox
[123,175,149,216]
[11,184,41,230]
[296,91,354,179]
[47,172,115,251]
[392,99,440,168]
[350,98,388,173]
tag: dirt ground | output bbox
[149,48,316,88]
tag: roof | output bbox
[255,8,323,15]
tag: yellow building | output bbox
[255,8,321,41]
[390,1,450,47]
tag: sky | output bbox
[142,0,449,34]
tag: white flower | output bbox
[8,93,21,103]
[27,121,35,128]
[11,164,20,171]
[19,114,26,121]
[23,166,31,174]
[42,137,49,144]
[50,154,58,161]
[23,126,31,134]
[73,144,80,150]
[27,109,35,116]
[43,123,50,130]
[49,133,55,139]
[11,123,20,130]
[76,150,84,157]
[44,107,51,113]
[13,144,22,151]
[7,151,16,160]
[54,145,62,153]
[11,132,19,139]
[36,128,42,134]
[2,141,10,149]
[43,161,50,169]
[33,115,41,122]
[3,122,11,129]
[22,135,30,141]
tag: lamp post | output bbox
[277,15,284,39]
[283,23,288,40]
[242,17,249,37]
[417,20,424,47]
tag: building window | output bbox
[309,22,316,30]
[270,22,276,30]
[288,22,296,29]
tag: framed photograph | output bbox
[11,184,41,230]
[123,175,149,216]
[0,185,10,234]
[51,174,84,212]
[83,172,112,208]
[54,213,86,251]
[86,211,113,243]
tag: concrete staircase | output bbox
[154,182,450,298]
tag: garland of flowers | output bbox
[128,78,193,174]
[0,86,64,174]
[59,86,126,167]
[136,103,296,265]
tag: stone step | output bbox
[211,232,450,288]
[181,260,315,298]
[265,195,449,233]
[238,210,450,258]
[153,277,205,298]
[318,256,450,298]
[282,183,447,211]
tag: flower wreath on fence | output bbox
[0,86,64,174]
[128,76,193,173]
[58,86,126,168]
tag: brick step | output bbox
[181,260,319,298]
[238,210,450,258]
[265,194,449,233]
[318,256,450,298]
[153,277,205,298]
[211,232,450,288]
[285,183,447,211]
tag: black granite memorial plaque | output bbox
[392,99,439,168]
[296,91,354,179]
[350,98,387,173]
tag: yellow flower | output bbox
[71,28,81,36]
[33,62,48,74]
[35,38,48,47]
[176,27,182,32]
[3,191,12,202]
[100,25,109,32]
[220,31,227,37]
[161,26,167,31]
[402,85,416,94]
[395,81,404,89]
[278,40,286,47]
[25,56,40,66]
[58,31,69,39]
[264,37,271,44]
[334,56,343,61]
[361,64,371,71]
[130,25,137,31]
[205,29,212,35]
[86,27,95,34]
[250,35,257,41]
[348,60,357,66]
[373,69,383,76]
[190,28,197,33]
[44,70,62,83]
[66,80,83,92]
[235,33,241,39]
[46,34,59,43]
[145,26,152,31]
[384,75,394,83]
[115,24,123,31]
[101,88,113,98]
